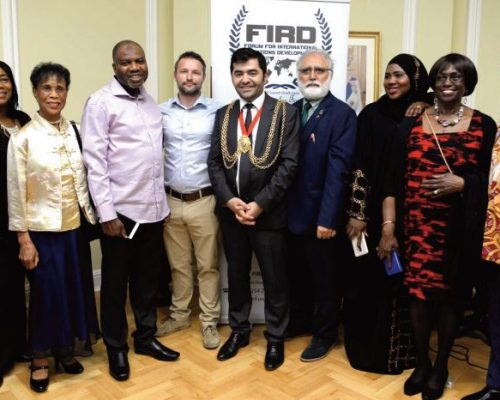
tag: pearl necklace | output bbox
[434,103,464,127]
[49,118,62,125]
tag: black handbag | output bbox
[71,121,102,242]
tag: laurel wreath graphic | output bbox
[315,8,332,54]
[227,6,332,88]
[229,5,249,53]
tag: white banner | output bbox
[211,0,351,104]
[211,0,351,323]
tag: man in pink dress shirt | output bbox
[81,40,180,382]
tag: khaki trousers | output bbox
[163,194,220,325]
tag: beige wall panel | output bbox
[0,5,3,61]
[17,0,146,121]
[415,0,454,68]
[451,0,467,52]
[171,0,211,99]
[158,0,174,103]
[350,0,404,87]
[476,0,500,121]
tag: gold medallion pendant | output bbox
[238,136,251,154]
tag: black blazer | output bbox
[207,94,300,229]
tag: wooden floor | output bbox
[0,298,489,400]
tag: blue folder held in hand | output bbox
[384,251,404,276]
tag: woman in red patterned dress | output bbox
[379,54,496,399]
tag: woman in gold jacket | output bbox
[7,62,99,393]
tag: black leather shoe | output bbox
[135,338,180,361]
[217,331,250,361]
[55,358,84,374]
[264,342,284,371]
[108,351,130,381]
[29,363,49,393]
[462,386,500,400]
[403,359,432,396]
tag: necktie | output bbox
[239,103,254,199]
[301,101,312,127]
[244,103,253,131]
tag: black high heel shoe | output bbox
[29,363,49,393]
[403,359,432,396]
[55,358,84,374]
[422,369,449,400]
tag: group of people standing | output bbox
[343,52,498,400]
[0,39,498,400]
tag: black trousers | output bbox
[100,217,164,352]
[486,262,500,388]
[0,235,27,375]
[287,233,343,341]
[220,218,289,342]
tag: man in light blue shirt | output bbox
[156,51,222,349]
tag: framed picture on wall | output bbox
[346,31,380,114]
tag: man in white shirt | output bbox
[156,51,221,349]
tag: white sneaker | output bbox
[202,325,220,349]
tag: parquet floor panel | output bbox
[0,298,488,399]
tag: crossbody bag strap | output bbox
[424,112,453,174]
[70,120,82,151]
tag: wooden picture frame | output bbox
[346,31,380,114]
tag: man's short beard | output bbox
[298,81,330,101]
[177,84,201,97]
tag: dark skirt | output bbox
[27,229,100,359]
[343,251,416,374]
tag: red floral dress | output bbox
[403,112,483,300]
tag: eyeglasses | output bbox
[297,67,332,77]
[436,74,463,83]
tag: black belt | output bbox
[165,186,214,202]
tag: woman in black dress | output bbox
[0,61,31,386]
[379,53,496,399]
[343,54,430,374]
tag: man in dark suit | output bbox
[207,48,299,371]
[287,49,357,362]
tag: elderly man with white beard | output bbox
[286,49,357,362]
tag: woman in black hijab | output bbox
[343,54,431,374]
[0,61,31,386]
